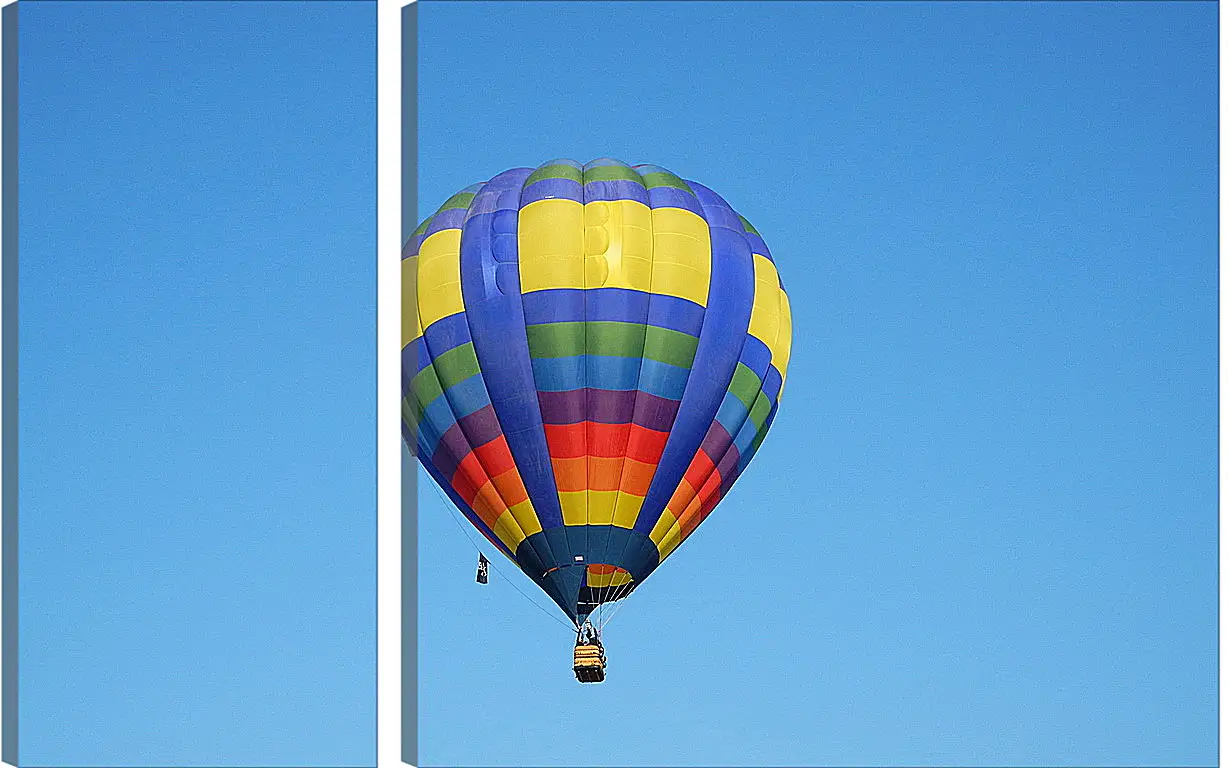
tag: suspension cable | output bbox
[420,474,576,633]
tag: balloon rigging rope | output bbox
[420,472,576,634]
[598,576,637,632]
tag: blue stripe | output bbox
[522,288,703,335]
[687,181,743,231]
[732,407,760,456]
[762,365,783,402]
[460,169,565,537]
[424,206,467,238]
[582,178,649,205]
[401,341,419,396]
[739,334,772,373]
[637,357,690,400]
[647,187,704,217]
[714,391,750,437]
[531,355,689,398]
[405,231,428,259]
[522,177,582,205]
[736,401,779,475]
[633,189,755,535]
[745,231,772,261]
[440,374,490,421]
[421,311,472,355]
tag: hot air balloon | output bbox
[402,158,791,682]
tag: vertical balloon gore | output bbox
[402,158,792,622]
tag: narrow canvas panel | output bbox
[4,2,377,765]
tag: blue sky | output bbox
[413,2,1217,766]
[17,3,375,765]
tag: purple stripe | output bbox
[714,445,740,481]
[647,185,704,217]
[631,391,681,432]
[537,390,590,425]
[458,404,503,448]
[537,389,680,431]
[430,421,470,479]
[699,421,733,461]
[522,177,582,205]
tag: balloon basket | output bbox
[573,643,606,683]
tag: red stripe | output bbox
[544,422,668,462]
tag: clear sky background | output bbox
[18,3,375,765]
[413,2,1217,766]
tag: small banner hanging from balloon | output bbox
[476,553,489,584]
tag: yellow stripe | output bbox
[417,228,464,328]
[561,490,641,527]
[518,199,584,293]
[611,491,642,529]
[587,487,616,526]
[506,498,543,539]
[748,254,781,351]
[519,201,709,305]
[775,290,793,397]
[656,520,684,560]
[559,490,589,526]
[583,200,654,292]
[401,256,422,347]
[491,510,529,551]
[649,509,677,546]
[649,207,710,306]
[586,568,633,588]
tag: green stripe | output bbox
[439,191,475,212]
[639,171,693,194]
[641,325,698,369]
[748,390,772,428]
[583,165,646,185]
[525,321,698,368]
[401,397,420,433]
[409,364,444,413]
[526,163,583,186]
[738,214,760,236]
[727,363,762,410]
[432,343,481,391]
[411,214,434,238]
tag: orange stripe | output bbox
[551,455,658,495]
[587,456,625,490]
[619,458,656,496]
[469,481,506,529]
[489,467,529,507]
[552,457,588,492]
[680,472,721,536]
[666,478,697,519]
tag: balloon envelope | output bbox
[403,158,791,622]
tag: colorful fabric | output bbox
[402,158,791,622]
